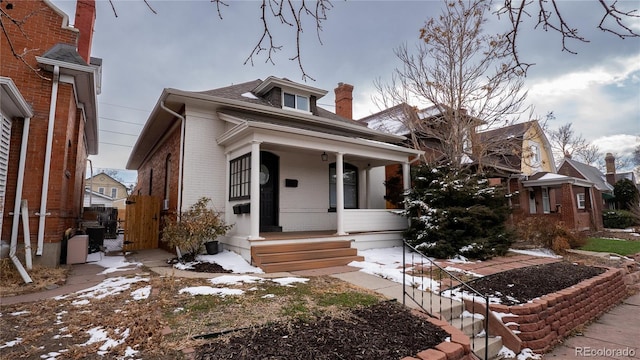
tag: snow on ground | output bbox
[508,248,562,258]
[73,276,150,300]
[175,250,264,274]
[349,247,441,292]
[87,252,142,274]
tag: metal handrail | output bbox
[402,240,490,360]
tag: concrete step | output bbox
[471,336,503,360]
[449,316,485,337]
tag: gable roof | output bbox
[128,78,414,169]
[558,158,614,192]
[86,172,127,187]
[474,120,556,174]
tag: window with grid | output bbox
[111,187,117,198]
[576,193,586,209]
[230,153,251,200]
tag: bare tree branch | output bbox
[0,6,50,80]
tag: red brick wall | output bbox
[1,1,89,251]
[134,125,181,213]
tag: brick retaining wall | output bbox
[489,267,627,353]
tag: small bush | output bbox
[514,217,586,253]
[602,210,637,229]
[161,197,232,262]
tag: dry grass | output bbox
[0,257,70,296]
[0,270,383,359]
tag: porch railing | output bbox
[402,240,490,360]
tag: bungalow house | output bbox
[126,78,422,271]
[1,0,101,270]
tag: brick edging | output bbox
[401,310,475,360]
[489,267,627,354]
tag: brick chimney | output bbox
[564,150,572,159]
[75,0,96,64]
[605,152,616,186]
[334,82,354,120]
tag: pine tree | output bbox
[403,163,513,260]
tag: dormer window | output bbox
[283,92,309,112]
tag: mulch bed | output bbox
[190,262,232,273]
[195,301,448,360]
[464,262,606,305]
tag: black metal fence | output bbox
[402,240,490,359]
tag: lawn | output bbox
[580,237,640,256]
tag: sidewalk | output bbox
[543,293,640,359]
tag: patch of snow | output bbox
[241,92,259,99]
[508,248,562,258]
[87,253,143,274]
[499,346,516,358]
[0,337,22,349]
[270,277,309,287]
[209,275,264,285]
[262,294,276,299]
[74,276,149,300]
[492,311,519,320]
[195,250,264,274]
[121,346,139,358]
[461,310,485,319]
[173,307,184,313]
[178,286,244,296]
[443,266,484,278]
[41,350,67,360]
[10,310,29,316]
[446,255,472,263]
[131,285,151,300]
[349,259,440,292]
[517,348,542,360]
[71,299,91,306]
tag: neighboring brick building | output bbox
[0,0,101,267]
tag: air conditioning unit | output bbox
[162,199,169,210]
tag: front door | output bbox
[260,151,281,232]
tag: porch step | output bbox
[471,336,504,360]
[252,241,363,273]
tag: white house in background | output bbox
[83,189,114,207]
[126,77,422,271]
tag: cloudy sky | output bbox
[49,0,639,185]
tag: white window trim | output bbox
[110,187,117,198]
[542,187,550,214]
[282,92,311,113]
[576,193,586,209]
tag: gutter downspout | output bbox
[36,65,59,256]
[159,101,185,217]
[88,159,93,207]
[9,116,33,283]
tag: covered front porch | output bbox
[216,113,421,268]
[519,173,602,231]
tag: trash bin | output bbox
[86,226,105,253]
[67,235,88,264]
[205,241,219,255]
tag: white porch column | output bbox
[365,167,371,209]
[402,162,410,192]
[249,141,263,240]
[335,152,347,235]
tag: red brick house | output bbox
[1,0,101,269]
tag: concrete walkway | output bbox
[543,293,640,359]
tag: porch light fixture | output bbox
[321,152,328,162]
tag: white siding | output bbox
[181,108,228,212]
[275,150,335,231]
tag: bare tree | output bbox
[549,123,587,162]
[374,0,530,172]
[3,0,637,80]
[495,0,640,73]
[578,144,602,166]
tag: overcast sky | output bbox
[49,0,639,185]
